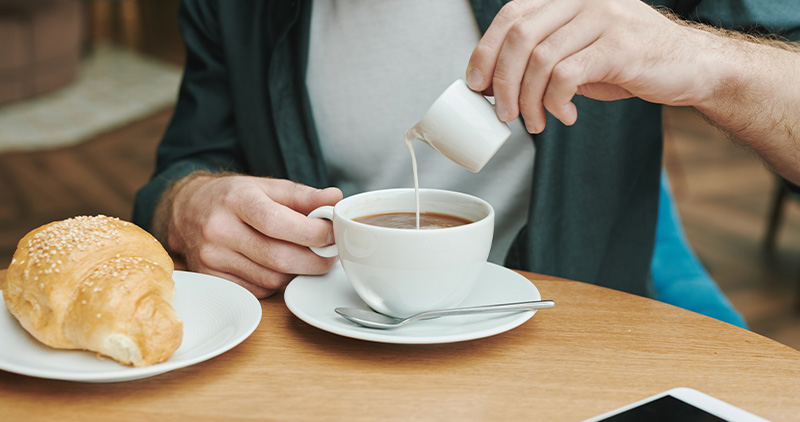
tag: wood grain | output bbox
[2,269,799,422]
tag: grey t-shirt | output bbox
[306,0,535,263]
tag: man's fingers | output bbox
[199,212,330,274]
[519,15,603,132]
[260,180,343,215]
[195,238,336,299]
[491,12,540,122]
[541,43,619,126]
[491,3,579,122]
[246,200,333,248]
[237,226,337,275]
[466,1,528,93]
[469,0,680,131]
[187,246,280,298]
[230,179,340,248]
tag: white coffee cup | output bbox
[309,188,494,318]
[406,79,511,173]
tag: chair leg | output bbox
[797,270,800,310]
[795,262,800,311]
[764,180,787,252]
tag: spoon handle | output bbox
[408,300,554,323]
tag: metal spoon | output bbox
[335,300,554,329]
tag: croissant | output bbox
[3,215,183,367]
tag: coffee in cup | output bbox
[308,188,494,318]
[354,212,471,230]
[404,79,511,228]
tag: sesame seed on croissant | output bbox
[3,215,182,367]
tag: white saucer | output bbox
[285,262,542,344]
[0,271,262,383]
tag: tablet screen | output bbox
[598,395,725,422]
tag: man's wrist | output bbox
[152,170,228,254]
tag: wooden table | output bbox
[1,268,799,421]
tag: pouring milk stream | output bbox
[404,79,512,227]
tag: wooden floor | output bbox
[0,108,168,259]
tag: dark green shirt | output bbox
[134,0,800,297]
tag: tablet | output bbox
[583,388,768,422]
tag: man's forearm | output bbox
[691,26,800,183]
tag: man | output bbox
[134,0,800,299]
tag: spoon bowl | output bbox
[335,300,554,329]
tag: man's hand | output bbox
[467,0,800,184]
[159,172,342,298]
[466,0,715,133]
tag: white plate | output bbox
[0,271,261,383]
[285,262,541,344]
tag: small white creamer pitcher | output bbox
[405,79,511,173]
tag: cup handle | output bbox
[308,205,338,258]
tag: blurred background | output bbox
[1,0,798,349]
